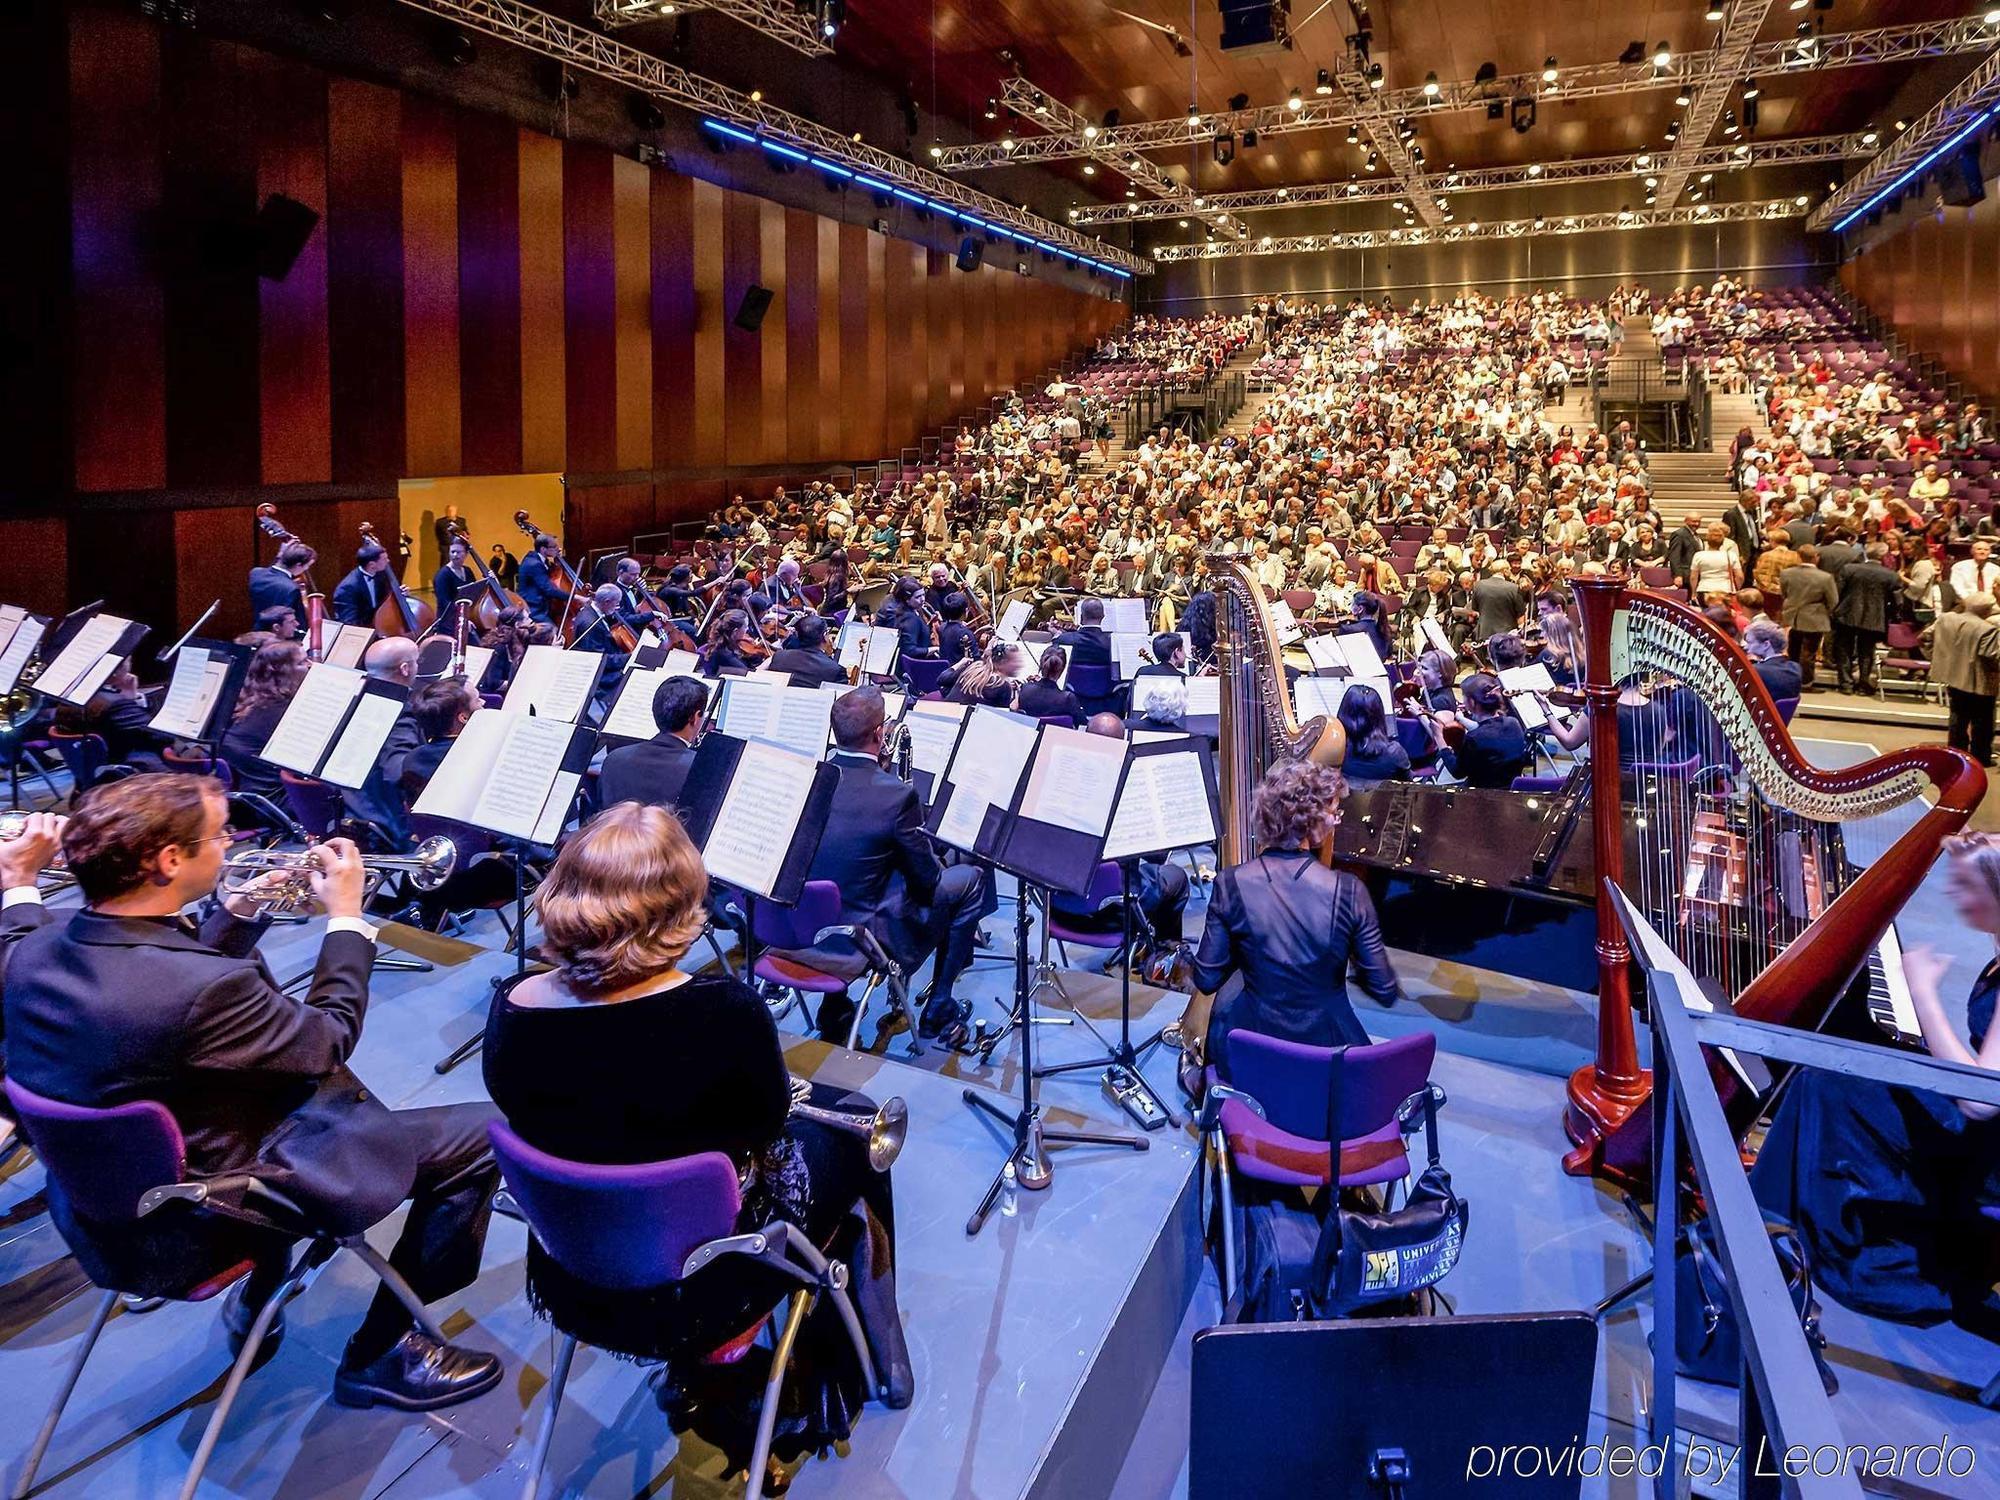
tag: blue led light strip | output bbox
[1833,104,2000,233]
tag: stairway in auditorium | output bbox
[1646,450,1739,523]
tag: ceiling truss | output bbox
[1652,0,1773,209]
[592,0,834,60]
[1809,42,2000,231]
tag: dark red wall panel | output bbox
[562,143,618,476]
[252,50,332,488]
[325,77,404,487]
[457,110,524,477]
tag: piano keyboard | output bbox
[1865,923,1921,1047]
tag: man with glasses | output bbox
[1,774,504,1411]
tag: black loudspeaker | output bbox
[1942,146,1987,208]
[956,236,984,272]
[254,194,320,281]
[732,285,773,331]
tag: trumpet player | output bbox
[0,811,66,1114]
[0,774,504,1411]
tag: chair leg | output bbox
[886,972,924,1058]
[520,1334,577,1500]
[845,977,882,1052]
[177,1263,308,1500]
[342,1240,448,1344]
[746,1289,814,1500]
[1215,1135,1237,1307]
[10,1289,116,1500]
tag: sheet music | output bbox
[502,644,602,724]
[773,687,836,759]
[66,653,125,705]
[38,614,131,699]
[993,599,1033,643]
[665,648,701,676]
[1499,667,1557,730]
[1131,728,1189,744]
[1302,634,1349,673]
[835,623,898,675]
[1105,751,1216,859]
[701,738,817,898]
[471,713,577,838]
[721,677,834,760]
[903,700,969,778]
[149,646,231,740]
[933,707,1038,851]
[0,615,44,695]
[316,691,404,789]
[323,623,374,669]
[1182,676,1221,716]
[1336,631,1386,680]
[1294,676,1347,722]
[1419,616,1454,656]
[1020,726,1126,836]
[1102,597,1148,635]
[260,664,367,774]
[0,605,23,661]
[603,665,675,741]
[462,645,495,687]
[1267,599,1305,645]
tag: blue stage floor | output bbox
[2,736,1995,1498]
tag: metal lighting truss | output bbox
[1651,0,1773,209]
[1334,59,1443,227]
[593,0,833,60]
[1002,79,1244,239]
[1152,197,1807,260]
[1810,42,2000,231]
[391,0,1147,273]
[938,15,2000,171]
[1070,131,1870,225]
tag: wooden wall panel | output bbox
[814,214,842,461]
[839,221,878,462]
[401,93,461,479]
[516,128,566,473]
[758,198,788,468]
[882,241,915,457]
[252,51,332,487]
[325,77,404,487]
[457,111,523,477]
[688,177,728,468]
[0,520,69,619]
[69,7,165,493]
[785,208,822,464]
[650,169,696,469]
[721,189,764,467]
[611,155,653,474]
[562,143,617,475]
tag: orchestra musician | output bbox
[332,541,394,627]
[875,577,936,661]
[766,611,845,686]
[516,533,567,626]
[570,584,643,670]
[0,775,504,1409]
[1752,833,2000,1328]
[433,536,478,620]
[946,640,1027,708]
[1439,673,1531,788]
[596,676,709,813]
[1135,632,1187,678]
[1337,684,1413,784]
[1054,597,1114,668]
[805,687,990,1042]
[396,677,481,802]
[219,640,309,801]
[481,804,910,1483]
[1180,759,1403,1080]
[699,608,756,677]
[249,540,316,627]
[1015,645,1085,725]
[935,593,978,666]
[255,604,302,642]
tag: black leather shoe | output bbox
[816,1004,857,1045]
[221,1282,285,1364]
[917,995,968,1040]
[333,1330,503,1411]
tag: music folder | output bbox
[836,621,899,677]
[926,704,1040,859]
[990,723,1129,895]
[900,698,968,805]
[411,708,596,845]
[501,643,605,724]
[321,623,375,670]
[1103,739,1220,861]
[0,606,50,697]
[601,662,719,744]
[259,663,412,790]
[147,637,251,744]
[1102,597,1149,635]
[35,610,150,707]
[676,732,837,904]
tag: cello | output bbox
[357,522,437,639]
[443,518,527,634]
[254,504,327,659]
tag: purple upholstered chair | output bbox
[902,655,950,696]
[1199,1030,1442,1300]
[1045,860,1129,967]
[748,879,922,1055]
[489,1122,885,1500]
[1510,774,1567,793]
[5,1079,444,1500]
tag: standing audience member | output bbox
[1932,592,2000,766]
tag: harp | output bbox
[1212,559,1346,865]
[1564,575,1985,1184]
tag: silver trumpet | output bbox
[787,1075,908,1172]
[220,835,458,914]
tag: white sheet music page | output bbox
[1267,599,1304,645]
[324,624,374,669]
[260,663,367,774]
[994,599,1032,643]
[604,665,674,741]
[719,675,782,740]
[0,615,45,695]
[1105,751,1215,859]
[0,605,23,660]
[318,691,406,790]
[1182,676,1221,716]
[770,687,835,760]
[1419,616,1453,656]
[1020,726,1125,836]
[1302,635,1349,674]
[903,700,968,778]
[702,738,817,898]
[411,710,505,825]
[471,713,577,838]
[462,645,495,687]
[1103,597,1148,635]
[150,646,230,740]
[665,648,701,676]
[1294,676,1346,722]
[541,648,604,723]
[38,613,131,699]
[933,708,1038,851]
[65,653,126,706]
[1338,631,1386,680]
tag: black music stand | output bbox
[1189,1314,1598,1499]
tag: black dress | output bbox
[1751,963,2000,1325]
[219,700,289,799]
[482,972,904,1463]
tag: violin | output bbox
[358,523,437,639]
[444,518,527,634]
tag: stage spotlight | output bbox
[1542,56,1558,83]
[1487,99,1506,121]
[1423,72,1441,97]
[1228,92,1251,111]
[1347,125,1360,143]
[1316,69,1334,96]
[630,98,667,132]
[1242,128,1260,147]
[431,25,476,67]
[1287,85,1303,110]
[1675,84,1692,106]
[984,98,998,119]
[1742,78,1760,100]
[1188,103,1202,125]
[1653,42,1671,68]
[1534,214,1546,229]
[928,142,943,158]
[1213,132,1236,166]
[1511,97,1536,133]
[1526,162,1542,177]
[1474,61,1498,85]
[1723,110,1739,137]
[1894,117,1910,133]
[1618,204,1634,221]
[1001,131,1016,151]
[1368,63,1384,89]
[1705,4,1724,19]
[1082,162,1096,175]
[817,0,842,38]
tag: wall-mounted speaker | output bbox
[732,285,774,331]
[956,236,984,272]
[1941,145,1987,208]
[254,194,320,281]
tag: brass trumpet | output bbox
[220,836,458,914]
[787,1075,907,1172]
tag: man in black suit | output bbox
[1724,495,1765,571]
[516,533,566,626]
[1,775,501,1409]
[1135,632,1186,677]
[1055,597,1114,669]
[1832,541,1901,695]
[805,687,987,1041]
[248,541,315,627]
[599,675,708,811]
[1665,514,1705,588]
[0,812,64,1118]
[332,541,393,626]
[768,612,846,686]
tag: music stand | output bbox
[1033,739,1220,1131]
[0,606,56,812]
[953,723,1150,1236]
[146,636,252,765]
[1189,1313,1598,1499]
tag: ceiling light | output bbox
[1125,186,1137,198]
[1733,143,1750,158]
[1031,92,1048,114]
[1187,104,1202,127]
[1542,57,1558,83]
[1287,86,1304,110]
[1988,9,2000,25]
[1644,176,1657,188]
[749,89,763,102]
[1700,172,1714,183]
[1346,182,1360,195]
[1635,154,1651,168]
[1675,85,1692,107]
[1193,195,1206,207]
[851,130,863,142]
[1001,134,1016,152]
[1423,72,1441,97]
[1861,125,1879,146]
[1369,63,1385,90]
[1794,193,1808,205]
[1894,117,1910,132]
[1705,4,1724,18]
[1653,42,1671,69]
[1083,123,1099,139]
[1618,204,1634,220]
[1526,162,1542,177]
[1347,125,1360,144]
[1082,162,1096,175]
[1789,0,1808,8]
[983,98,997,120]
[929,143,942,158]
[1315,69,1334,96]
[1260,234,1272,246]
[1177,218,1189,227]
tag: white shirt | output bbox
[1950,558,2000,598]
[0,885,378,944]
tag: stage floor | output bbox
[1,734,1995,1498]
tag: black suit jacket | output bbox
[768,646,845,685]
[803,751,940,960]
[433,564,476,619]
[1724,505,1763,563]
[598,733,697,812]
[0,900,52,1107]
[1834,561,1901,634]
[1055,625,1114,668]
[331,567,381,626]
[247,566,305,626]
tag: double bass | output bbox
[254,503,326,659]
[442,518,527,634]
[357,522,437,639]
[511,510,589,643]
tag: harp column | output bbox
[1564,575,1652,1179]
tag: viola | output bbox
[357,522,437,639]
